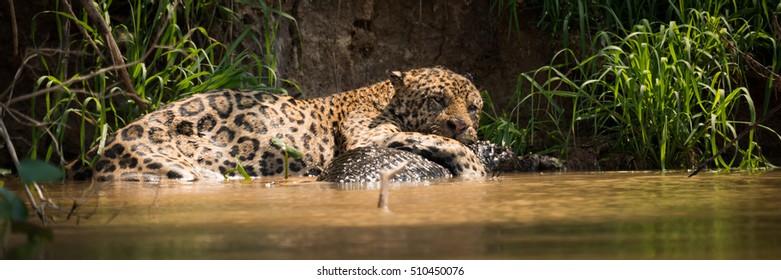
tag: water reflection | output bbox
[5,171,781,259]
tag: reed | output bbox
[24,0,294,168]
[490,0,523,38]
[476,1,780,170]
[515,10,777,170]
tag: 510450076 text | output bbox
[410,266,465,276]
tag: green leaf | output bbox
[234,158,252,181]
[0,168,11,176]
[17,158,64,184]
[271,137,303,159]
[0,201,10,221]
[285,146,303,159]
[11,196,28,221]
[271,137,286,149]
[221,167,235,180]
[0,188,27,221]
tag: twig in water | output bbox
[66,180,100,221]
[377,161,408,210]
[149,186,161,216]
[104,201,127,225]
[0,118,46,224]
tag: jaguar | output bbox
[67,66,486,181]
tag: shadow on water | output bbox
[4,170,781,259]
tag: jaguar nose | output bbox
[447,118,468,135]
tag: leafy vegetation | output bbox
[1,159,59,259]
[17,158,64,184]
[479,91,531,155]
[223,158,252,181]
[271,137,304,179]
[3,0,777,175]
[1,187,54,259]
[0,1,295,250]
[490,0,523,38]
[21,0,293,168]
[481,0,781,170]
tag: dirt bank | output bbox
[273,0,556,108]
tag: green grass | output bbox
[532,0,780,54]
[24,0,295,168]
[477,0,781,170]
[15,0,780,172]
[490,0,524,38]
[513,10,777,170]
[479,91,529,155]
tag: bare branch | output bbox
[8,50,153,106]
[377,161,408,210]
[6,0,180,108]
[2,53,38,103]
[0,104,68,165]
[7,0,18,56]
[78,0,148,110]
[0,117,47,224]
[62,0,108,63]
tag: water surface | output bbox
[6,171,781,259]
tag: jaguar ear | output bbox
[389,70,404,88]
[463,72,475,83]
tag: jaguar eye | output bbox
[431,96,447,109]
[468,104,479,114]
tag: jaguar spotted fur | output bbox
[67,66,486,181]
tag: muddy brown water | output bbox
[5,170,781,259]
